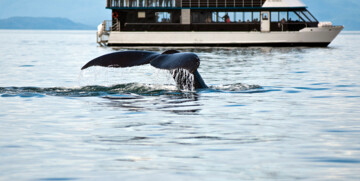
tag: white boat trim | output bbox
[107,26,343,47]
[263,0,306,8]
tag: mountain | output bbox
[0,17,94,30]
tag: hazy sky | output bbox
[0,0,108,26]
[302,0,359,30]
[0,0,358,30]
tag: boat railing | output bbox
[195,1,264,7]
[105,21,314,32]
[122,22,260,31]
[124,22,260,25]
[104,21,112,32]
[106,0,266,8]
[102,20,121,32]
[112,20,121,31]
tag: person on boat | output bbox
[222,13,230,23]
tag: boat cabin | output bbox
[105,0,319,32]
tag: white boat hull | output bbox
[107,26,343,47]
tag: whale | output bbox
[81,50,208,90]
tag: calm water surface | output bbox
[0,30,360,180]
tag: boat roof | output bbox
[262,0,306,8]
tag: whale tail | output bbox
[81,50,208,90]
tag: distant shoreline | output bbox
[0,17,95,30]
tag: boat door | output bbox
[261,11,270,32]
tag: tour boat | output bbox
[97,0,343,47]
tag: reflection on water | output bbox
[0,82,261,116]
[103,92,202,115]
[1,30,360,180]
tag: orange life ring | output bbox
[112,12,119,19]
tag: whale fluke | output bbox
[161,50,181,54]
[81,50,208,90]
[150,52,200,73]
[81,51,159,70]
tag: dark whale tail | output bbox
[81,50,208,90]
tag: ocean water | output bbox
[0,30,360,180]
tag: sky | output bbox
[0,0,109,27]
[0,0,358,30]
[302,0,359,30]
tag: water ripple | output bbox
[0,82,262,98]
[294,87,330,91]
[37,178,77,181]
[309,157,360,164]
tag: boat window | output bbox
[235,12,244,22]
[296,11,311,22]
[244,12,252,23]
[228,12,235,23]
[191,12,212,23]
[155,12,171,23]
[212,12,218,22]
[160,0,175,7]
[213,12,234,23]
[205,12,212,23]
[120,0,136,7]
[302,10,317,22]
[130,0,137,7]
[271,11,279,22]
[218,12,226,23]
[279,11,287,22]
[164,0,176,7]
[253,12,260,22]
[138,0,145,7]
[108,0,265,8]
[261,12,268,21]
[288,11,302,22]
[206,11,264,23]
[218,12,224,22]
[146,0,159,7]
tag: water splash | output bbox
[170,68,195,91]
